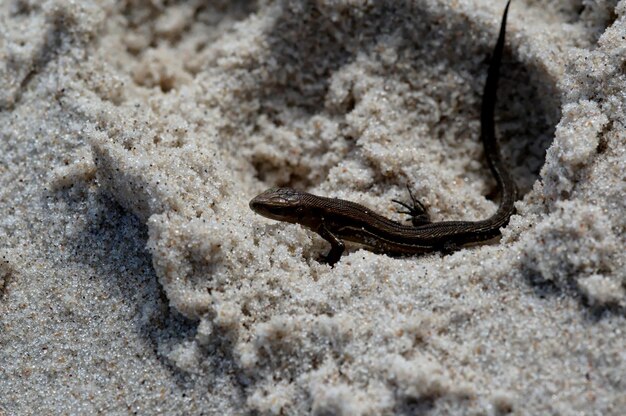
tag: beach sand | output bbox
[1,0,624,414]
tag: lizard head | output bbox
[249,187,308,224]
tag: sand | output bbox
[1,0,624,414]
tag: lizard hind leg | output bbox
[391,184,431,226]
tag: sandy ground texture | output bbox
[1,0,625,414]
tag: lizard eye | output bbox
[270,196,290,204]
[261,188,302,205]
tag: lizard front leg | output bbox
[316,222,345,266]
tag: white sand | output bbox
[1,0,624,414]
